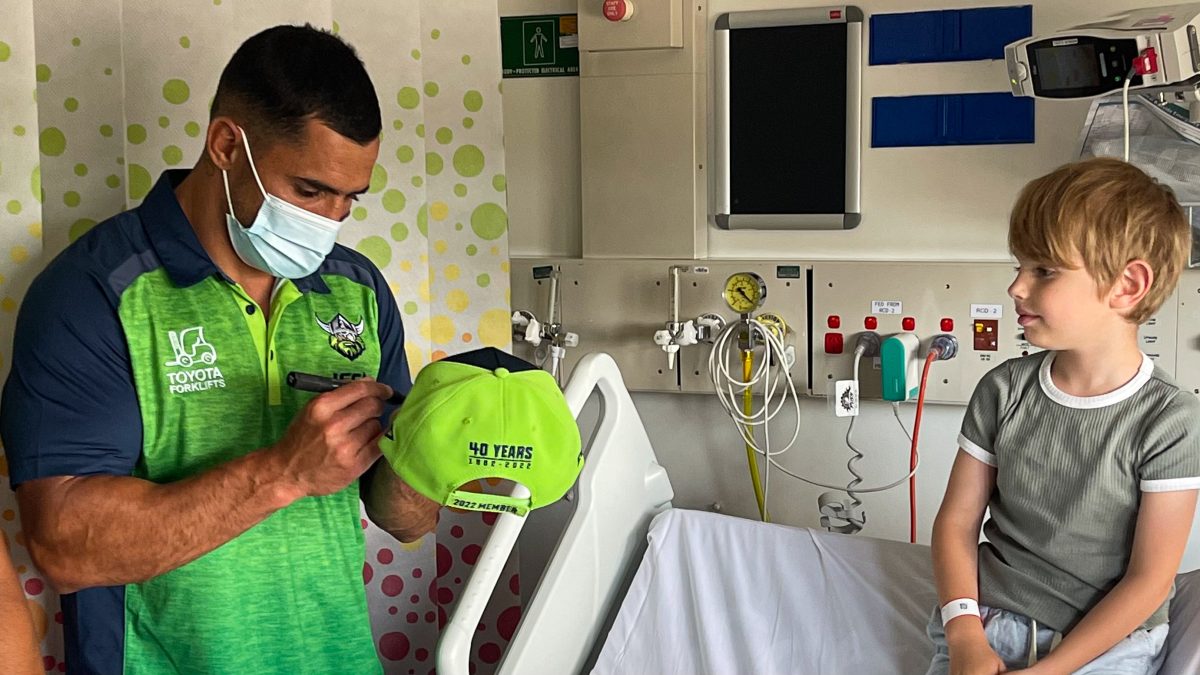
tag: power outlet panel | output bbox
[811,261,1178,405]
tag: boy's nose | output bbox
[1007,276,1025,300]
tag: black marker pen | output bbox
[287,371,406,405]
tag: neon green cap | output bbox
[380,348,582,516]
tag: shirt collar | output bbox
[1038,351,1154,409]
[138,169,330,294]
[139,170,221,288]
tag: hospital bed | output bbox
[438,353,1200,674]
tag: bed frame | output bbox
[436,353,674,675]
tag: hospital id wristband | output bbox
[940,598,980,625]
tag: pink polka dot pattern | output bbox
[478,642,502,664]
[379,632,411,661]
[382,575,404,597]
[361,470,523,675]
[436,542,453,578]
[497,606,521,641]
[462,544,481,565]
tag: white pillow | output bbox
[1162,570,1200,674]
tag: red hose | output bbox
[910,351,939,544]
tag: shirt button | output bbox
[245,304,255,315]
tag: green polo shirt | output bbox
[1,169,411,674]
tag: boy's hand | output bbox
[949,632,1007,675]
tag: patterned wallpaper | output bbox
[0,1,515,672]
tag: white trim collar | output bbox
[1038,351,1154,409]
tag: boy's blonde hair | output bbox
[1009,157,1190,324]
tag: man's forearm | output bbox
[18,446,299,594]
[362,461,439,542]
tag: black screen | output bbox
[1034,44,1101,91]
[729,23,847,215]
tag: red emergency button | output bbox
[824,333,844,354]
[864,316,878,330]
[940,318,954,332]
[902,317,916,331]
[827,315,841,329]
[603,0,634,21]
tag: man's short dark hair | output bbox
[212,24,381,145]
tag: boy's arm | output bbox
[0,536,42,675]
[1023,489,1197,675]
[932,449,1005,671]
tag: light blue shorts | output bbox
[925,605,1168,674]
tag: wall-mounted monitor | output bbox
[714,7,863,230]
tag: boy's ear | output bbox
[1109,259,1153,315]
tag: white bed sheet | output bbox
[592,509,939,675]
[592,508,1200,675]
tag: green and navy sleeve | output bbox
[0,251,141,489]
[366,259,411,424]
[1139,391,1200,492]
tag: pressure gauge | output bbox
[722,272,766,314]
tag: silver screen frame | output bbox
[714,7,863,230]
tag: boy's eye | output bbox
[298,189,319,199]
[1035,267,1055,278]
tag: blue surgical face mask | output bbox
[222,127,341,279]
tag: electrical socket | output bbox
[833,379,859,417]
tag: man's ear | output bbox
[1109,259,1153,316]
[206,117,242,171]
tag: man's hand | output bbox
[271,379,393,498]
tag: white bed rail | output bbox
[435,352,674,675]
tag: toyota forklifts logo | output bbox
[164,326,225,394]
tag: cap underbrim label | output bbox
[448,489,531,517]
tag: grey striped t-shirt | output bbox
[959,351,1200,633]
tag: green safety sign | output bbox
[500,14,579,78]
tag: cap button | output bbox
[494,367,510,379]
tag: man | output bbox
[0,25,439,673]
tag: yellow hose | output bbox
[743,348,768,522]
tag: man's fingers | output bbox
[309,379,394,416]
[330,397,386,434]
[345,415,381,451]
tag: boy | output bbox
[927,157,1200,674]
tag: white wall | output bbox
[503,0,1200,571]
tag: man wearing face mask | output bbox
[0,25,440,674]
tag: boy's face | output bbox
[1007,255,1121,350]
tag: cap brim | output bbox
[440,347,539,373]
